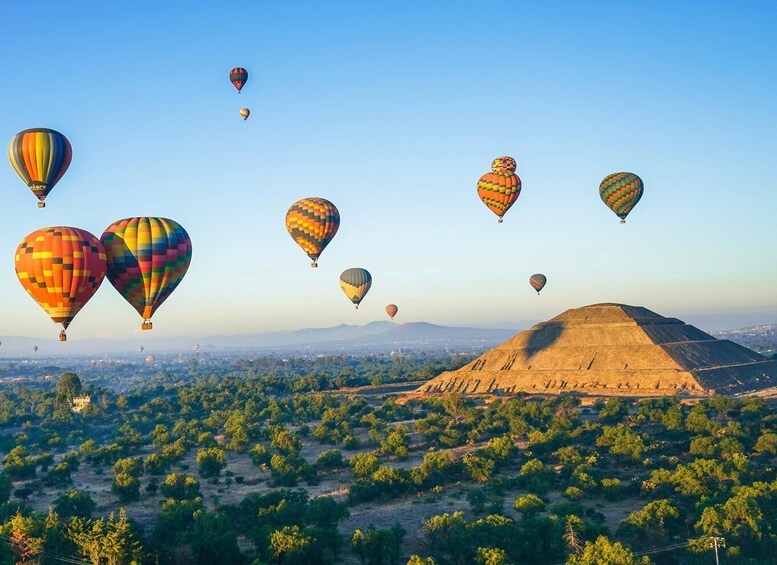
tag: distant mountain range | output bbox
[0,321,521,357]
[3,321,773,359]
[714,325,777,356]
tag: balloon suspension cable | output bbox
[59,330,67,342]
[142,320,153,330]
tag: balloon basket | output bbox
[59,331,67,342]
[498,217,503,223]
[37,202,45,208]
[620,219,626,224]
[142,321,153,330]
[311,262,318,268]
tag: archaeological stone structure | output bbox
[420,304,777,397]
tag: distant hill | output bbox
[714,325,777,356]
[0,321,519,357]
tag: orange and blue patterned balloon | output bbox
[8,128,72,208]
[286,197,340,267]
[599,172,643,223]
[529,274,547,295]
[101,217,192,330]
[340,268,371,309]
[230,67,248,92]
[477,156,522,223]
[15,227,107,341]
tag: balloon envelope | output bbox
[599,172,643,222]
[340,268,372,308]
[230,67,248,92]
[15,227,107,339]
[286,198,340,267]
[101,217,192,330]
[477,156,521,222]
[386,304,398,319]
[8,128,72,207]
[529,274,547,294]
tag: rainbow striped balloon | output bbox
[8,128,72,207]
[101,217,192,330]
[340,268,371,309]
[477,156,522,223]
[599,172,644,223]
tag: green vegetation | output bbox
[0,355,775,564]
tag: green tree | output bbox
[160,473,202,500]
[53,490,96,518]
[112,472,140,502]
[197,447,227,478]
[514,494,545,517]
[270,525,311,564]
[567,536,650,565]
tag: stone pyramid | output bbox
[419,304,777,397]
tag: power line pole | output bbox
[709,536,725,565]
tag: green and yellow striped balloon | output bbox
[599,172,643,223]
[339,268,371,309]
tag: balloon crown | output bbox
[491,156,516,174]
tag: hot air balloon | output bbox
[286,198,340,267]
[138,345,144,353]
[146,354,155,363]
[340,268,371,309]
[32,346,38,353]
[230,67,248,92]
[239,108,250,120]
[477,156,522,222]
[194,344,200,352]
[529,274,547,295]
[599,172,643,223]
[8,128,72,208]
[386,304,398,319]
[15,227,107,341]
[101,217,192,330]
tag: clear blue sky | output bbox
[1,1,775,341]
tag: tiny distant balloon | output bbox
[599,172,643,223]
[8,128,72,208]
[15,227,107,341]
[194,344,200,351]
[230,67,248,92]
[239,108,250,120]
[529,274,547,295]
[340,268,372,309]
[386,304,398,319]
[286,198,340,267]
[146,354,155,363]
[138,345,144,353]
[101,217,192,330]
[477,156,522,223]
[32,345,38,353]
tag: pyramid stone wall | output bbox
[419,304,777,397]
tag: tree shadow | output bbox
[526,321,564,358]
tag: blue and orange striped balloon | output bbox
[8,128,72,208]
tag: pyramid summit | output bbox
[420,304,777,397]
